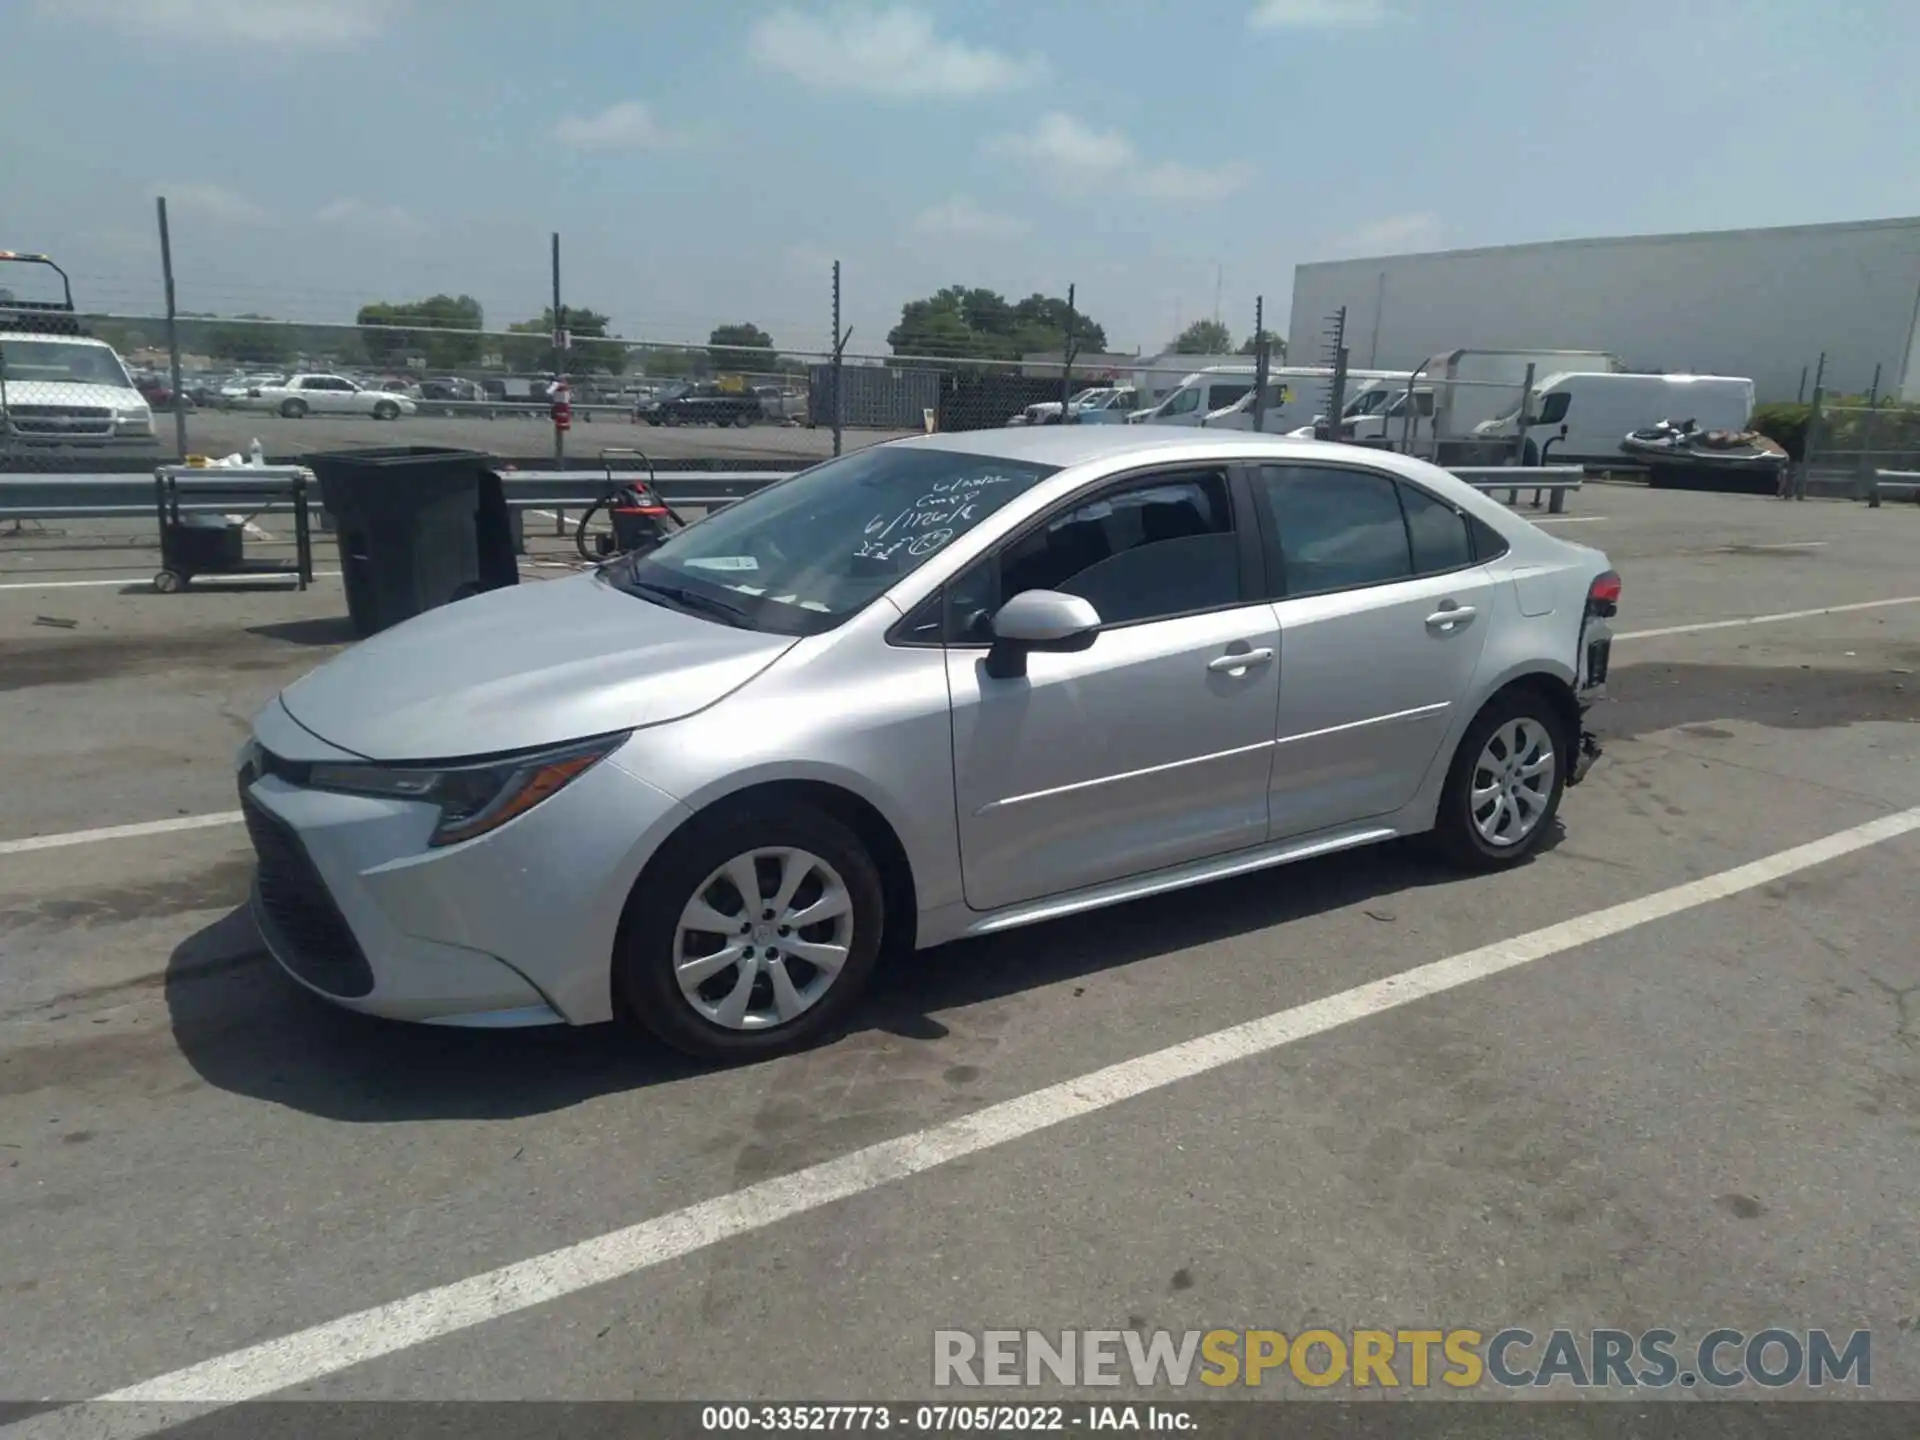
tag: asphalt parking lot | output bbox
[2,480,1918,1427]
[169,410,907,465]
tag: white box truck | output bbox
[1472,371,1755,465]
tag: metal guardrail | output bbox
[1449,466,1585,515]
[0,464,1583,522]
[1871,469,1920,507]
[0,469,786,520]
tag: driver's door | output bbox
[945,467,1280,913]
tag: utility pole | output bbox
[155,196,189,459]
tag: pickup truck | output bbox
[636,383,760,427]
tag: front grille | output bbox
[7,405,114,437]
[240,788,375,999]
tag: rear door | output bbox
[1250,463,1500,839]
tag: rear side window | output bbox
[1208,384,1252,410]
[1397,483,1474,574]
[1253,465,1411,597]
[1468,514,1510,562]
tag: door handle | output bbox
[1208,647,1274,673]
[1426,605,1476,630]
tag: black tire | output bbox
[373,400,400,421]
[617,803,886,1062]
[1429,685,1568,871]
[280,398,307,419]
[733,411,753,428]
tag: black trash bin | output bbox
[308,447,519,638]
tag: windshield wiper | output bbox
[626,577,754,626]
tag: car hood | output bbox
[277,572,798,760]
[2,380,145,410]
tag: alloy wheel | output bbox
[673,847,854,1030]
[1469,717,1556,847]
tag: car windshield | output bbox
[607,444,1061,636]
[0,340,133,388]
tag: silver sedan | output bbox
[238,428,1618,1062]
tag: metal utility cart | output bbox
[152,464,316,593]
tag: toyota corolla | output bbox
[239,428,1617,1062]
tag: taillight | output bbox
[1587,570,1621,618]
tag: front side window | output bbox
[949,470,1240,634]
[611,445,1060,636]
[1162,386,1202,417]
[1254,464,1412,597]
[1208,384,1252,411]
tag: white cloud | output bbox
[910,197,1027,239]
[989,114,1253,204]
[1248,0,1392,28]
[51,0,396,47]
[315,198,427,236]
[1339,212,1442,253]
[748,7,1046,98]
[155,182,269,225]
[551,101,688,150]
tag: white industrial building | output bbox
[1286,216,1920,403]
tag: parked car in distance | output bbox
[756,385,806,421]
[637,382,761,427]
[235,373,419,420]
[133,372,194,412]
[1010,387,1114,426]
[238,427,1617,1064]
[1072,386,1140,424]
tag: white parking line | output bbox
[9,804,1916,1433]
[1616,594,1920,641]
[0,812,244,857]
[1531,515,1608,524]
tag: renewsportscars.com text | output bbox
[933,1327,1872,1390]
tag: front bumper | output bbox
[237,740,692,1027]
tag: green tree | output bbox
[503,307,625,375]
[1173,319,1233,354]
[1238,329,1286,361]
[886,287,1108,365]
[708,322,776,376]
[355,293,484,369]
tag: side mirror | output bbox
[984,590,1101,680]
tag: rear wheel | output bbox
[373,400,400,421]
[733,411,753,428]
[1430,688,1567,870]
[280,398,308,419]
[618,804,885,1062]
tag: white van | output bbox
[1477,372,1755,465]
[1135,366,1407,433]
[1128,366,1258,427]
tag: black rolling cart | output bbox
[152,464,315,594]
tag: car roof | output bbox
[887,426,1534,532]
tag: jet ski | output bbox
[1621,417,1789,493]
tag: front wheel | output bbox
[1429,689,1567,870]
[617,804,885,1062]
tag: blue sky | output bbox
[4,0,1918,360]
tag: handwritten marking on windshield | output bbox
[856,471,1023,563]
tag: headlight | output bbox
[114,406,155,435]
[305,732,629,847]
